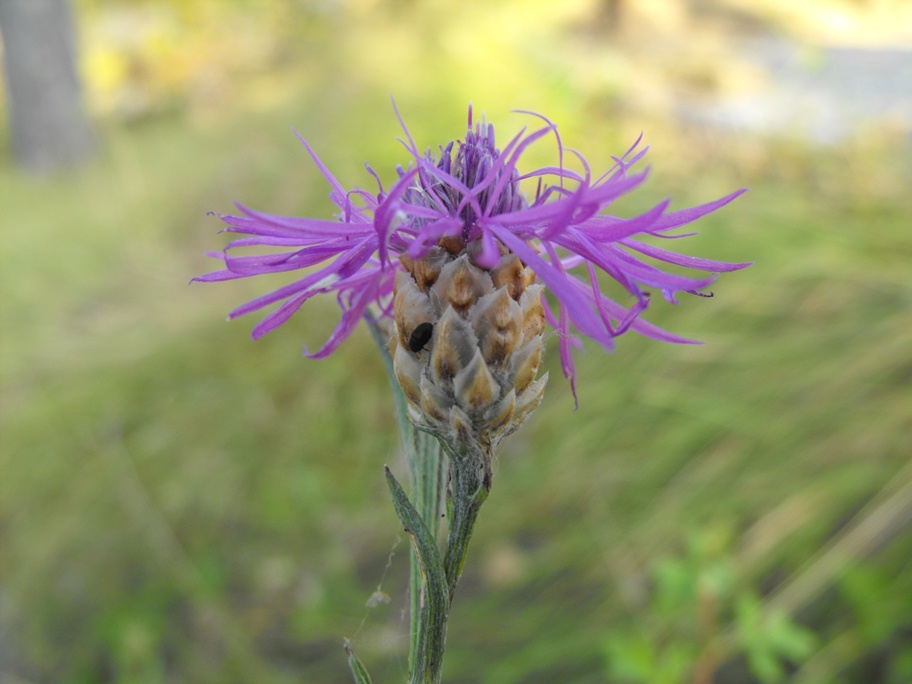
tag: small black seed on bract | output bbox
[408,322,434,352]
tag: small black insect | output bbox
[408,322,434,352]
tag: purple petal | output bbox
[191,268,246,283]
[293,130,350,200]
[579,199,670,242]
[566,275,701,345]
[250,289,311,339]
[492,170,650,229]
[491,227,613,346]
[476,228,501,269]
[302,276,382,359]
[227,205,370,236]
[229,236,376,318]
[374,167,419,266]
[649,188,748,233]
[622,238,753,272]
[483,124,555,216]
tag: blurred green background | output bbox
[2,1,911,682]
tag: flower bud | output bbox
[392,240,547,449]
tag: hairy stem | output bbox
[442,441,492,604]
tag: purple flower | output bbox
[195,105,749,395]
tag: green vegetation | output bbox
[2,1,911,682]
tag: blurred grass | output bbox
[3,1,912,683]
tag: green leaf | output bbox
[766,610,816,661]
[604,631,656,680]
[654,557,695,614]
[385,466,449,683]
[747,648,784,684]
[344,640,372,684]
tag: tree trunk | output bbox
[0,0,95,174]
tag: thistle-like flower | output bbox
[197,107,750,682]
[196,106,749,441]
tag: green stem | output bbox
[405,428,444,671]
[365,317,445,677]
[441,441,492,604]
[366,316,494,681]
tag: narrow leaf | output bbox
[385,466,449,683]
[344,641,372,684]
[384,467,447,606]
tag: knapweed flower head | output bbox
[196,105,748,439]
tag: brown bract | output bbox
[392,241,548,449]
